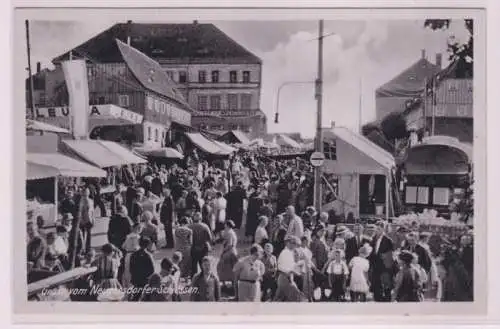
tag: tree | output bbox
[380,112,409,141]
[424,19,473,78]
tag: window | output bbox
[210,95,221,110]
[39,92,46,105]
[323,141,337,160]
[155,129,159,142]
[198,70,206,83]
[211,70,219,83]
[405,186,429,204]
[146,96,154,110]
[240,94,252,109]
[154,99,160,111]
[433,187,450,206]
[230,124,238,130]
[227,94,238,110]
[147,126,152,141]
[179,71,187,83]
[166,71,175,81]
[230,71,238,83]
[457,105,468,117]
[118,94,130,107]
[197,95,208,111]
[434,105,445,117]
[240,125,249,132]
[243,71,251,83]
[98,96,106,105]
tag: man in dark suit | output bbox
[369,221,396,302]
[160,188,175,249]
[345,223,371,263]
[129,237,155,301]
[401,231,432,275]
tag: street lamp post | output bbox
[274,81,315,124]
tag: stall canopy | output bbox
[62,139,147,168]
[27,153,107,180]
[323,127,396,175]
[404,135,472,175]
[275,134,302,149]
[185,132,232,155]
[26,119,70,134]
[212,140,237,154]
[219,130,251,145]
[134,146,184,159]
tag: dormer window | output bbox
[408,75,416,81]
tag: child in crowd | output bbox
[348,244,372,302]
[172,252,183,301]
[261,243,277,301]
[326,249,349,302]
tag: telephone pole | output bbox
[25,20,36,119]
[314,19,324,212]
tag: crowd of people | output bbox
[26,151,474,302]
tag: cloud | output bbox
[258,20,452,138]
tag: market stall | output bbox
[401,135,472,218]
[27,152,107,227]
[322,127,396,220]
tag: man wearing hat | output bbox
[369,221,396,302]
[274,235,306,301]
[345,223,371,264]
[129,188,144,225]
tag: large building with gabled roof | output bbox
[31,38,195,148]
[52,21,267,139]
[375,50,442,120]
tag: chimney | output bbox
[126,20,132,45]
[421,49,426,59]
[435,53,442,68]
[36,62,41,73]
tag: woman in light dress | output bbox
[254,216,269,245]
[213,191,227,240]
[348,244,372,302]
[295,235,315,301]
[120,224,141,288]
[174,216,193,279]
[217,220,239,286]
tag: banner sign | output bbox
[33,104,143,125]
[62,60,90,139]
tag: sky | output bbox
[25,18,471,138]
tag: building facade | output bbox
[375,50,442,120]
[31,40,192,149]
[52,21,267,139]
[404,60,473,144]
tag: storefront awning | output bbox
[134,146,184,159]
[185,132,231,155]
[26,119,70,134]
[27,153,107,180]
[212,140,237,154]
[62,139,147,168]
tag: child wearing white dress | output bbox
[348,244,372,302]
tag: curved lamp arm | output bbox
[274,81,315,123]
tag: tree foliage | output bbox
[380,112,409,141]
[424,19,473,78]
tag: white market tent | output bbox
[322,127,396,220]
[26,119,70,134]
[274,134,302,149]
